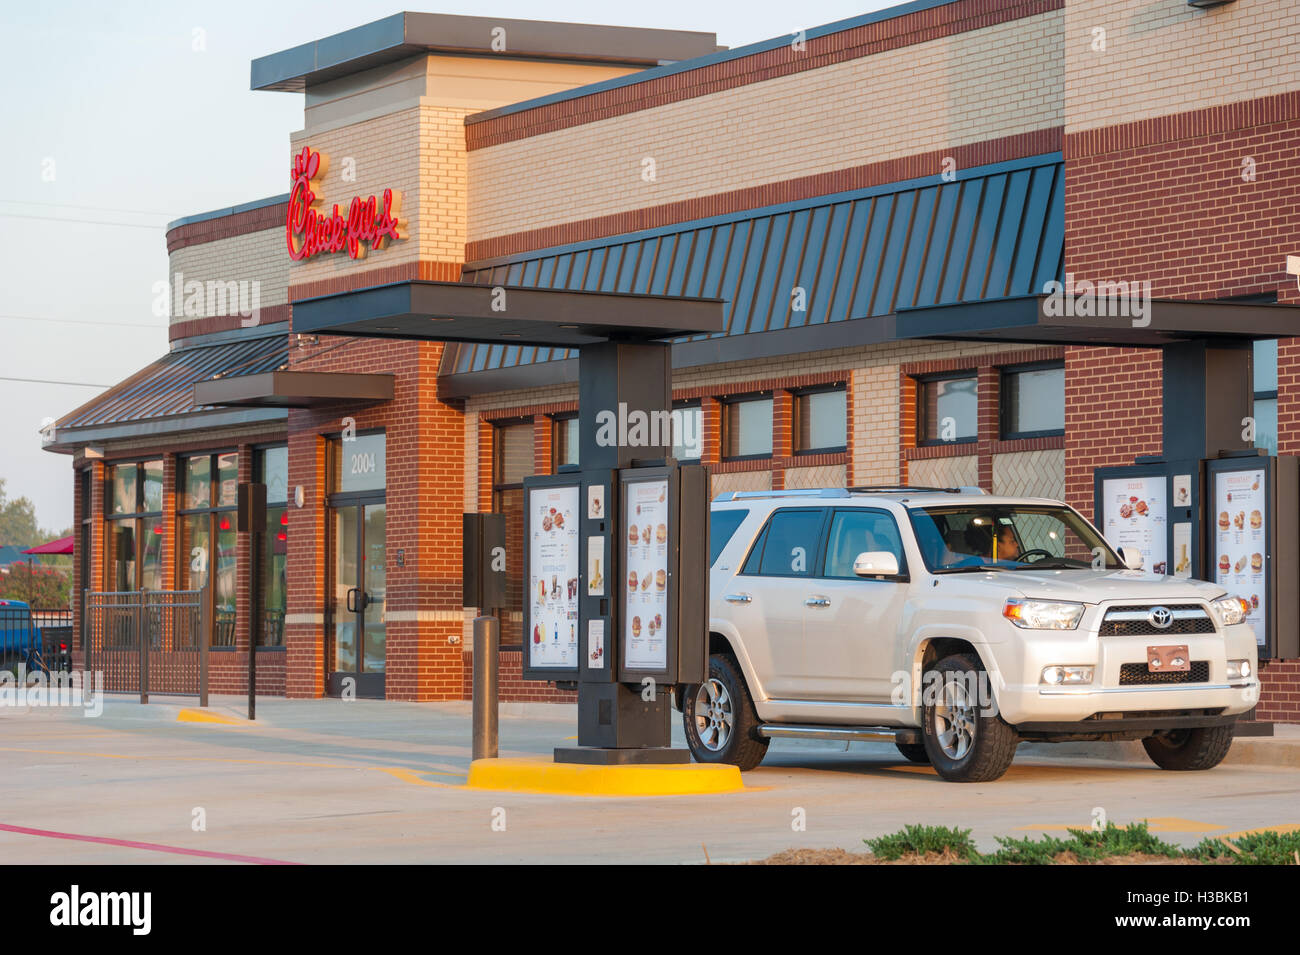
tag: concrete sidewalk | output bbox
[89,693,1300,768]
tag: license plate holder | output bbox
[1147,645,1190,673]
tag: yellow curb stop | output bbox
[176,708,253,726]
[466,757,743,797]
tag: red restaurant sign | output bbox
[286,147,402,261]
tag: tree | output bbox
[0,478,41,547]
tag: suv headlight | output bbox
[1212,596,1250,627]
[1003,598,1085,630]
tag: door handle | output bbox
[723,593,752,604]
[346,588,359,613]
[804,595,831,608]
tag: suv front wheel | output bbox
[922,652,1019,782]
[683,654,769,771]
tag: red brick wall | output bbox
[1063,93,1300,521]
[285,334,467,701]
[1257,659,1300,723]
[461,649,578,704]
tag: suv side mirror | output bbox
[853,551,900,578]
[1118,546,1144,570]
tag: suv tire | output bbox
[683,654,769,771]
[895,742,930,764]
[922,652,1019,782]
[1142,725,1234,771]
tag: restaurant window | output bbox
[723,395,773,459]
[1253,339,1278,456]
[917,373,977,445]
[256,445,288,647]
[672,401,702,462]
[105,459,164,593]
[178,452,238,646]
[492,420,534,648]
[1001,363,1065,439]
[794,386,847,454]
[552,415,579,469]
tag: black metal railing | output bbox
[83,589,209,702]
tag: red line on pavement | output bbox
[0,822,300,865]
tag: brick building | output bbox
[43,1,1300,721]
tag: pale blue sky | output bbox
[0,0,899,532]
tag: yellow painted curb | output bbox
[176,709,250,726]
[466,757,744,797]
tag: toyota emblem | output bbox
[1147,606,1173,629]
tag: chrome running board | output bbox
[759,724,922,745]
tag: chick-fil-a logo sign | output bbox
[286,147,402,261]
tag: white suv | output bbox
[683,487,1261,782]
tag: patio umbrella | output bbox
[22,536,74,555]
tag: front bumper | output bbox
[991,618,1260,725]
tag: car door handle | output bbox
[723,593,752,604]
[804,595,831,608]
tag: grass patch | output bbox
[864,824,977,861]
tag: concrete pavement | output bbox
[0,694,1296,864]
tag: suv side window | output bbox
[709,508,750,566]
[742,508,826,577]
[822,508,907,578]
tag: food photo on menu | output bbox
[624,480,670,671]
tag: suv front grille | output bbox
[1100,604,1216,637]
[1118,661,1210,685]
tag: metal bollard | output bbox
[471,615,499,760]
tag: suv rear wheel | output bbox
[922,652,1019,782]
[683,654,769,771]
[1142,725,1234,771]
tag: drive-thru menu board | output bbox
[623,478,669,671]
[527,484,580,668]
[1101,476,1168,574]
[1212,467,1267,647]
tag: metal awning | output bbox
[192,370,394,408]
[895,296,1300,346]
[291,280,725,347]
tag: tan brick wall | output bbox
[909,454,980,489]
[1064,0,1300,132]
[467,9,1064,243]
[992,448,1066,499]
[168,228,288,327]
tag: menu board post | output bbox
[1205,454,1299,660]
[520,474,582,682]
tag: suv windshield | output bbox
[907,504,1122,573]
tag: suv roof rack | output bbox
[713,486,987,502]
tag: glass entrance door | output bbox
[328,502,386,698]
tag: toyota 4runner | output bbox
[682,487,1261,782]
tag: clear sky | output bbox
[0,0,899,533]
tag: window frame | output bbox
[550,413,579,471]
[739,506,829,579]
[999,360,1066,441]
[816,507,910,581]
[104,458,165,593]
[176,450,240,649]
[915,371,979,447]
[254,443,289,650]
[671,399,703,463]
[721,391,775,462]
[792,383,848,456]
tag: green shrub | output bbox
[865,824,976,861]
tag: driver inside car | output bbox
[995,524,1021,561]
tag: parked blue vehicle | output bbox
[0,598,70,672]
